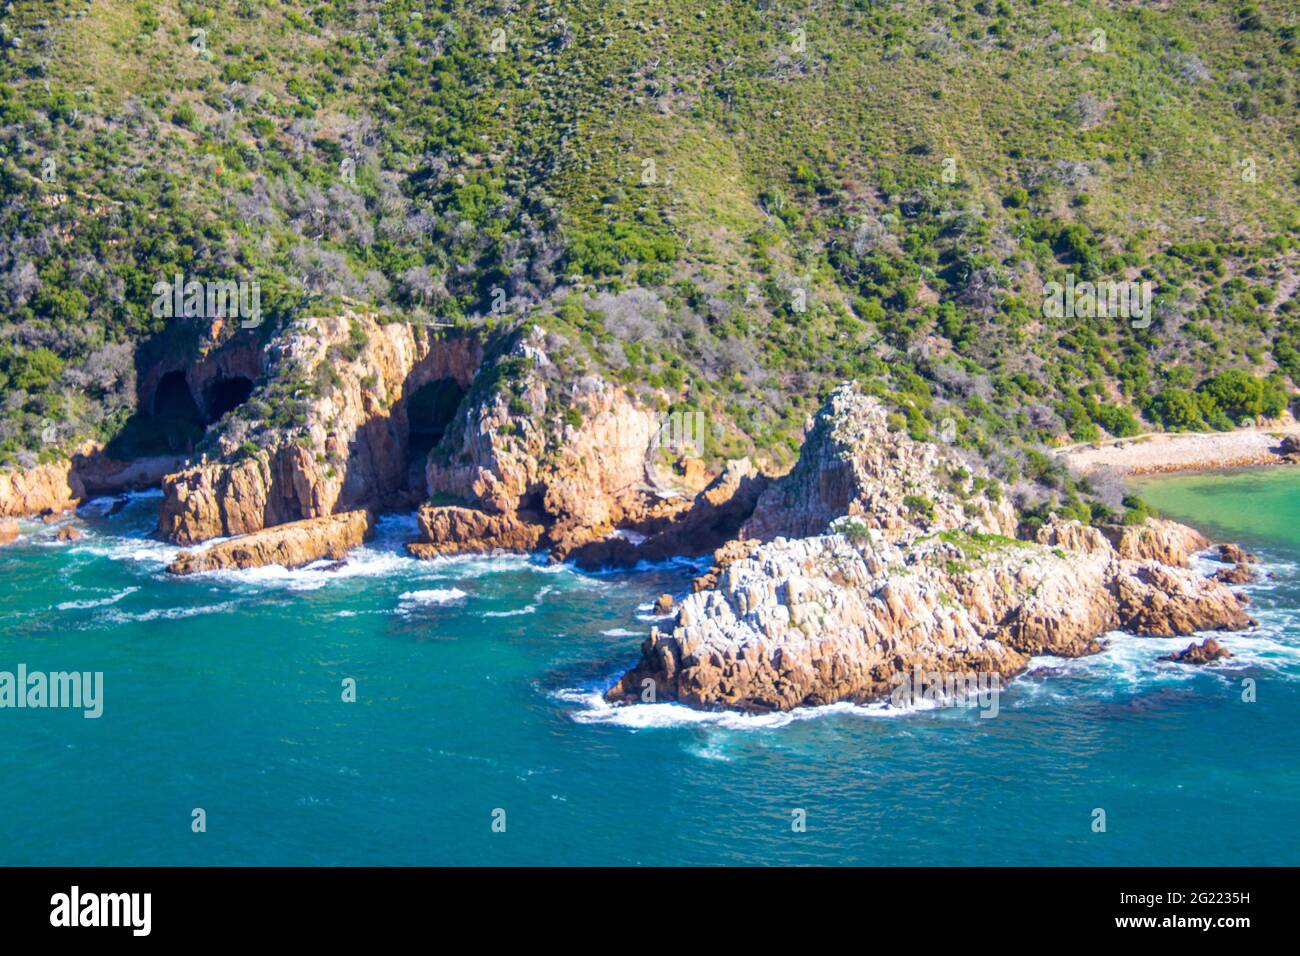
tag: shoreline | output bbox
[1059,424,1300,478]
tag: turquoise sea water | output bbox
[1,475,1298,866]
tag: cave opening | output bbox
[150,371,205,453]
[405,378,466,490]
[204,376,254,424]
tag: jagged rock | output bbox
[167,510,373,574]
[56,526,82,542]
[1213,563,1255,584]
[653,594,674,615]
[607,518,1250,712]
[565,459,768,568]
[406,504,545,558]
[1113,564,1250,637]
[740,384,1017,542]
[1102,518,1208,567]
[0,518,18,546]
[606,386,1251,713]
[1158,638,1233,665]
[1218,543,1257,565]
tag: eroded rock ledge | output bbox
[167,510,373,575]
[605,384,1252,713]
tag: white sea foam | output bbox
[483,605,536,618]
[556,682,937,731]
[102,601,236,623]
[600,628,643,637]
[399,588,468,606]
[56,587,139,611]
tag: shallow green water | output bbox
[0,480,1297,866]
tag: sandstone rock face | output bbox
[1102,518,1209,568]
[0,445,186,520]
[426,333,668,550]
[740,384,1018,543]
[167,510,373,575]
[159,312,482,544]
[0,459,84,517]
[1158,637,1233,665]
[0,518,19,546]
[563,459,769,569]
[406,504,545,558]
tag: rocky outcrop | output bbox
[159,312,482,544]
[56,526,82,542]
[740,384,1017,543]
[605,518,1250,712]
[605,384,1252,713]
[0,518,19,546]
[167,509,373,574]
[0,445,186,519]
[405,504,545,558]
[410,327,764,562]
[1159,638,1233,665]
[1102,518,1208,568]
[0,459,83,517]
[563,459,769,569]
[426,335,673,554]
[1213,563,1256,584]
[1218,543,1257,565]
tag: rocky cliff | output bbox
[606,384,1252,713]
[158,311,481,544]
[411,327,753,561]
[0,445,184,518]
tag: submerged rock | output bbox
[1158,638,1233,665]
[167,509,373,575]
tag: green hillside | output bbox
[1,0,1298,521]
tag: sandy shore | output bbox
[1060,424,1300,477]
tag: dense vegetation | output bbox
[1,0,1297,521]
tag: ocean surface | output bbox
[1,472,1298,866]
